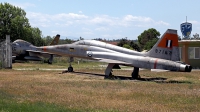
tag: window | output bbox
[188,47,194,59]
[195,47,200,59]
[188,47,200,59]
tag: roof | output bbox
[179,40,200,43]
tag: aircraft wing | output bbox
[87,51,133,66]
[26,50,61,57]
[97,58,132,65]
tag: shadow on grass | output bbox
[155,80,192,84]
[66,71,192,84]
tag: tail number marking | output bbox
[155,49,172,55]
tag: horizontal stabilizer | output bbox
[24,56,42,61]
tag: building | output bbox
[179,40,200,68]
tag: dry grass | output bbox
[0,63,200,111]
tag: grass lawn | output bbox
[0,62,200,112]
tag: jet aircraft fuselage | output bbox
[38,39,190,72]
[12,40,43,61]
[12,34,60,63]
[36,29,192,79]
[40,40,144,59]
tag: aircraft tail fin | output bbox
[50,34,60,45]
[146,29,180,61]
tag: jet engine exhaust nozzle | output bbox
[180,64,192,72]
[185,65,192,72]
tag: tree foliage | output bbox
[43,35,74,45]
[123,44,133,50]
[117,38,128,47]
[59,38,73,44]
[0,2,45,46]
[129,40,140,51]
[43,35,53,45]
[138,28,160,50]
[143,38,159,50]
[117,38,140,51]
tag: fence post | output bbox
[5,35,12,69]
[0,41,2,69]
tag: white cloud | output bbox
[83,31,93,35]
[27,12,89,28]
[89,15,117,26]
[122,15,170,27]
[26,11,171,39]
[54,13,88,20]
[123,15,152,22]
[95,27,109,31]
[27,11,169,29]
[134,24,149,28]
[155,21,170,26]
[82,27,92,31]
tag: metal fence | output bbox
[0,35,12,69]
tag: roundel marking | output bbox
[88,51,93,57]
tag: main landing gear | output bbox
[62,57,74,73]
[104,63,140,79]
[104,63,115,79]
[68,64,73,72]
[131,67,140,79]
[47,54,53,64]
[68,57,74,72]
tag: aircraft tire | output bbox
[68,67,73,72]
[104,72,115,79]
[47,60,52,64]
[12,60,16,63]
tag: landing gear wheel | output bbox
[104,72,115,79]
[47,60,52,64]
[12,60,16,63]
[68,67,73,72]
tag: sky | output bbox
[1,0,200,40]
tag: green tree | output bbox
[0,2,45,46]
[144,38,159,51]
[123,44,133,50]
[0,2,30,41]
[80,36,84,40]
[130,40,140,51]
[117,38,140,51]
[138,28,160,50]
[43,35,53,45]
[31,27,45,46]
[117,38,128,47]
[59,38,73,44]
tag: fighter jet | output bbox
[12,34,60,64]
[36,29,192,79]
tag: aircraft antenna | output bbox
[186,16,187,22]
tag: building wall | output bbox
[179,40,200,68]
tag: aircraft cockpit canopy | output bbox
[13,39,32,46]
